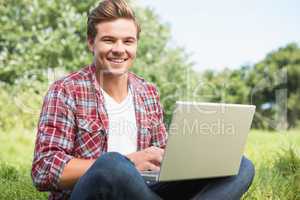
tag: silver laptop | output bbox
[141,101,256,183]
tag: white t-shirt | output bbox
[101,88,138,155]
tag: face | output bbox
[88,18,138,75]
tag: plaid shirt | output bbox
[31,64,167,200]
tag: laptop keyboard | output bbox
[140,170,159,184]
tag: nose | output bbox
[111,41,125,55]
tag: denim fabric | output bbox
[149,156,255,200]
[70,152,254,200]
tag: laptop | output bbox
[141,101,256,183]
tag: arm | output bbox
[58,158,95,189]
[149,85,168,148]
[31,82,78,191]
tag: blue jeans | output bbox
[70,152,255,200]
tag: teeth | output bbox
[108,58,126,63]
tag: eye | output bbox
[124,40,135,45]
[102,38,114,44]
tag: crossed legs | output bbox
[70,152,254,200]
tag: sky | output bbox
[137,0,300,72]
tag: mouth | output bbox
[107,57,128,64]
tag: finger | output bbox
[144,162,160,172]
[157,148,164,156]
[146,146,164,156]
[152,147,165,159]
[146,152,163,164]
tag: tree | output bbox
[246,43,300,129]
[198,43,300,130]
[0,0,195,128]
[0,0,95,83]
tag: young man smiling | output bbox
[31,0,255,199]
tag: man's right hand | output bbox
[126,146,165,172]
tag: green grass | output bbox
[243,130,300,200]
[0,129,48,199]
[0,128,299,199]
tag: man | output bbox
[31,0,255,199]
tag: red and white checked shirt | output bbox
[31,64,167,200]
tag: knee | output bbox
[91,152,139,184]
[238,156,255,187]
[71,152,139,199]
[93,152,133,170]
[95,152,126,164]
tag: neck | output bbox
[96,69,129,103]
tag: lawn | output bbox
[0,129,299,200]
[243,129,300,200]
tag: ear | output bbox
[87,37,95,53]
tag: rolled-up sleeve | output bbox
[31,81,76,191]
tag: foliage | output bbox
[0,79,46,131]
[200,43,300,129]
[1,1,299,199]
[247,43,300,129]
[0,0,195,126]
[195,68,250,103]
[0,0,94,83]
[1,0,299,129]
